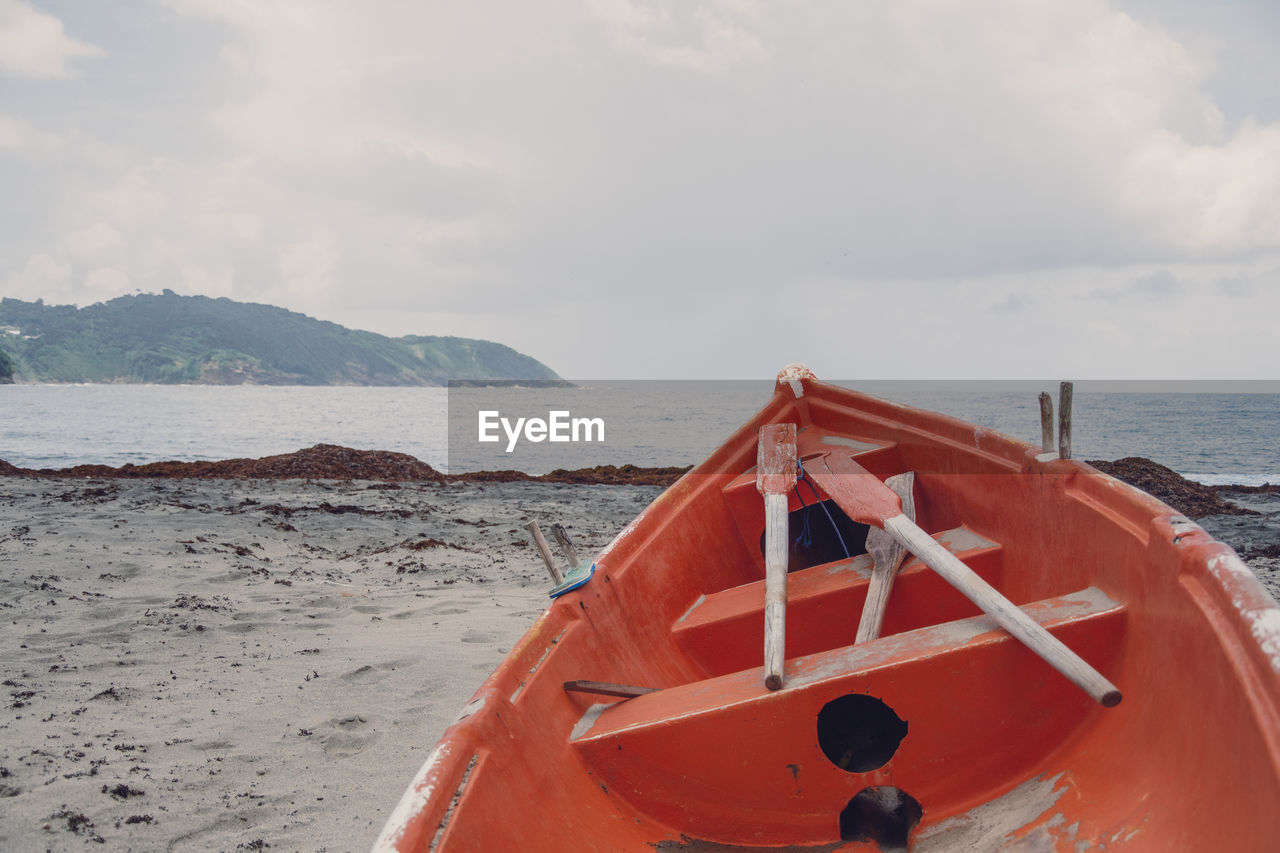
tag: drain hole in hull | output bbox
[839,786,922,851]
[816,693,907,772]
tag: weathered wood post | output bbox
[1038,392,1054,453]
[524,520,564,584]
[551,523,580,569]
[1058,381,1073,460]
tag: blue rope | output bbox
[793,486,813,548]
[795,459,852,559]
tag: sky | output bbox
[2,0,1279,379]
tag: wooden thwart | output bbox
[805,451,1122,707]
[756,423,798,691]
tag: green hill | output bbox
[0,291,558,385]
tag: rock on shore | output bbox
[1086,457,1258,519]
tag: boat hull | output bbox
[377,375,1280,851]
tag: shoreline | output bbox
[3,443,1277,515]
[0,444,691,488]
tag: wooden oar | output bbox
[805,452,1122,707]
[757,423,798,691]
[856,472,915,644]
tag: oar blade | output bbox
[756,423,798,494]
[805,452,903,526]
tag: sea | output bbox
[0,381,1277,486]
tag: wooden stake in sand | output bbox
[551,523,580,569]
[524,521,564,584]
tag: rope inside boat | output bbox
[793,485,813,548]
[795,459,852,559]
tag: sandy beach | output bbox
[1,471,1277,852]
[0,476,660,851]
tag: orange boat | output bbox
[376,367,1280,851]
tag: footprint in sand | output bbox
[339,659,415,685]
[460,629,495,644]
[344,664,376,681]
[192,739,236,752]
[317,714,379,757]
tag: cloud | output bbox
[278,234,339,300]
[60,222,126,266]
[83,266,132,299]
[4,253,70,300]
[0,0,102,78]
[587,0,771,76]
[1119,120,1280,254]
[1217,272,1254,298]
[1089,268,1185,302]
[3,1,1280,378]
[1129,269,1182,296]
[0,111,63,150]
[991,290,1038,314]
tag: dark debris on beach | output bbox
[0,444,694,487]
[0,445,1272,506]
[11,444,446,483]
[1087,457,1262,519]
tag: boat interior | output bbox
[387,378,1280,852]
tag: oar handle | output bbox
[856,472,916,644]
[763,492,788,690]
[883,514,1122,707]
[757,423,797,691]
